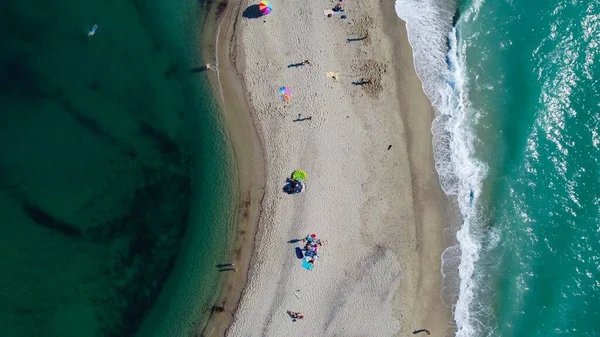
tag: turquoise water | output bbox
[0,0,234,336]
[397,0,600,335]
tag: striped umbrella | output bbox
[259,1,272,15]
[279,86,291,101]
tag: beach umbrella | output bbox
[279,86,291,96]
[259,1,272,15]
[279,86,291,101]
[292,170,307,181]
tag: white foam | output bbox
[395,1,489,335]
[463,0,486,21]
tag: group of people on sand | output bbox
[286,234,327,321]
[283,177,304,194]
[326,0,345,18]
[301,233,324,265]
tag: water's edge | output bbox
[395,1,484,335]
[195,0,267,334]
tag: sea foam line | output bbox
[214,16,226,107]
[395,0,488,335]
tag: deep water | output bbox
[0,0,233,336]
[454,0,600,335]
[397,0,600,336]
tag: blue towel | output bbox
[302,258,314,270]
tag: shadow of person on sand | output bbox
[352,79,371,86]
[242,4,263,19]
[347,36,368,43]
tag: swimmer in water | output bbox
[88,24,98,38]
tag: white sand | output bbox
[224,0,450,335]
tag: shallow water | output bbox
[0,0,233,336]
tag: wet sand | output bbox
[195,0,266,335]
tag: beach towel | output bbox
[302,258,314,270]
[326,72,339,81]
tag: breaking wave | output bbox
[395,0,489,335]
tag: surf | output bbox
[395,0,489,335]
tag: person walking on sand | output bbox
[412,329,431,335]
[302,59,311,66]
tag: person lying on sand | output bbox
[288,311,304,322]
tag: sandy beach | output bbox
[202,0,453,335]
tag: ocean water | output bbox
[396,0,600,336]
[0,0,234,336]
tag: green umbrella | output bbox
[292,170,307,181]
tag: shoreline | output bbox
[195,0,266,335]
[378,2,455,335]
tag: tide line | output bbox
[214,14,226,108]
